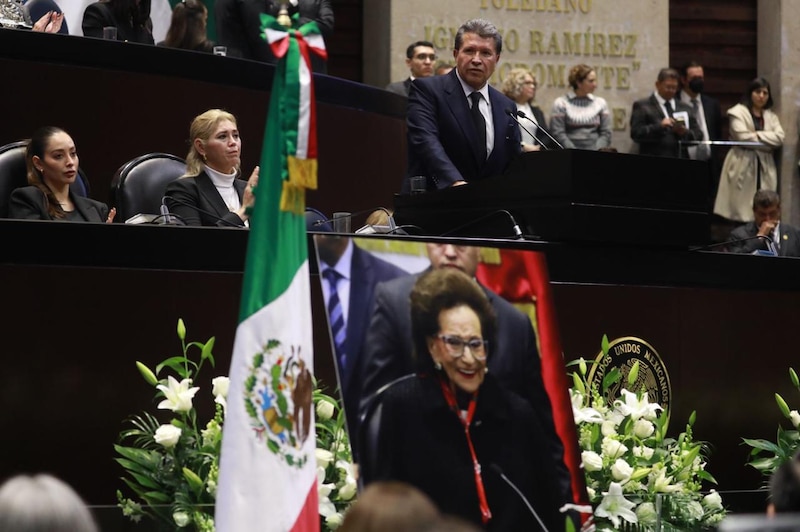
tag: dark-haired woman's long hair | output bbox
[163,0,213,52]
[26,126,67,219]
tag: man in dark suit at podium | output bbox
[728,190,800,257]
[630,68,702,158]
[404,18,520,193]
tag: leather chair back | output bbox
[0,140,90,219]
[111,153,186,222]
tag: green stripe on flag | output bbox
[238,51,306,321]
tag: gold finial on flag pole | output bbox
[277,2,291,27]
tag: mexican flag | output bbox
[214,15,324,532]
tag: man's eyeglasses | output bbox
[436,334,488,360]
[414,54,437,62]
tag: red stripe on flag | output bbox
[476,249,588,506]
[289,481,320,532]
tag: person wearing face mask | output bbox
[678,61,722,162]
[165,109,259,227]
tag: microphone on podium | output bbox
[515,109,565,150]
[160,195,245,227]
[505,108,550,150]
[489,463,550,532]
[311,207,407,235]
[690,234,776,255]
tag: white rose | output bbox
[611,458,634,481]
[633,445,654,460]
[636,502,657,525]
[686,500,704,520]
[338,478,357,501]
[154,424,182,448]
[211,376,229,398]
[316,448,334,469]
[326,513,344,529]
[601,420,618,437]
[173,511,191,528]
[316,399,335,421]
[790,410,800,429]
[581,451,603,472]
[703,490,723,510]
[633,419,655,439]
[601,437,628,460]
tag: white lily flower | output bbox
[615,389,662,421]
[581,450,603,472]
[570,390,604,424]
[632,445,654,460]
[595,482,637,528]
[316,399,335,421]
[790,410,800,429]
[650,467,683,493]
[601,420,618,437]
[611,458,633,482]
[154,424,182,448]
[211,376,229,411]
[157,376,200,413]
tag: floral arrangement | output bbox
[743,367,800,477]
[314,387,357,530]
[115,319,358,531]
[567,337,726,531]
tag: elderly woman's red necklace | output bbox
[438,377,492,524]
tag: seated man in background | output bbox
[385,41,436,97]
[769,452,800,514]
[727,190,800,257]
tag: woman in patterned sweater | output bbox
[549,64,612,150]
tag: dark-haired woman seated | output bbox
[159,0,214,53]
[82,0,154,44]
[9,127,115,223]
[369,267,570,531]
[165,109,258,227]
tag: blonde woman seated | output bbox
[500,68,550,152]
[165,109,259,227]
[550,64,612,150]
[9,126,115,222]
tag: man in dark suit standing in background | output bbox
[315,235,406,444]
[728,190,800,257]
[630,68,703,158]
[385,41,436,97]
[404,18,520,192]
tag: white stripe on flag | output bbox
[295,57,311,159]
[215,262,317,531]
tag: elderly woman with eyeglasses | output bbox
[367,267,569,531]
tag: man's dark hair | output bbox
[657,68,680,82]
[753,189,780,210]
[406,41,435,59]
[742,76,774,110]
[454,18,502,55]
[681,61,703,77]
[770,453,800,512]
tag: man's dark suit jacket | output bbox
[405,69,521,192]
[215,0,332,72]
[630,94,703,158]
[9,186,108,221]
[385,78,411,97]
[81,1,154,44]
[729,222,800,257]
[165,172,246,227]
[335,244,405,445]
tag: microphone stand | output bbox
[516,110,565,149]
[506,109,550,150]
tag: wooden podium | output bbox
[394,150,711,248]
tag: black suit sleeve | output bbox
[728,225,769,254]
[298,0,333,38]
[630,100,665,143]
[8,188,48,220]
[81,2,108,38]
